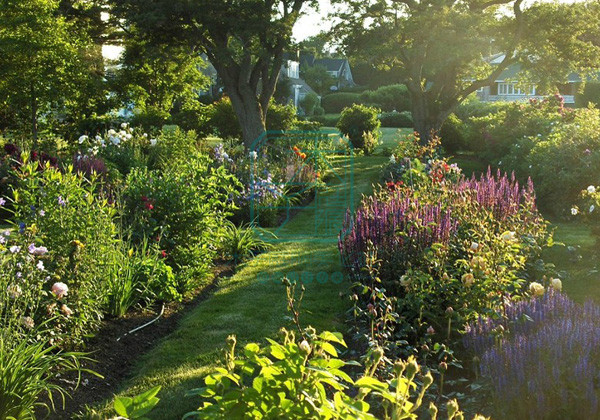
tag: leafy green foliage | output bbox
[121,152,240,290]
[0,332,87,420]
[359,84,411,113]
[337,104,381,154]
[0,0,99,139]
[322,92,361,113]
[300,92,320,116]
[301,64,337,95]
[440,114,466,153]
[379,111,413,128]
[335,0,600,141]
[186,328,437,419]
[113,38,209,123]
[10,161,119,346]
[265,101,297,131]
[219,221,273,267]
[114,386,161,420]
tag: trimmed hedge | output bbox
[310,113,341,127]
[321,93,361,113]
[379,111,413,128]
[360,84,411,112]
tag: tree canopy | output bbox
[113,0,316,148]
[333,0,600,141]
[0,0,95,140]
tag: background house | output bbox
[280,57,318,112]
[475,54,578,104]
[300,54,355,89]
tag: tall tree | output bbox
[112,0,315,149]
[333,0,600,143]
[114,38,209,119]
[0,0,92,142]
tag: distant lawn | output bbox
[543,220,600,304]
[448,152,488,178]
[322,126,412,156]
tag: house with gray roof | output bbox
[476,54,578,104]
[300,54,356,89]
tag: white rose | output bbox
[150,138,157,146]
[529,282,545,297]
[78,135,88,144]
[587,185,596,194]
[550,278,562,291]
[121,122,128,129]
[571,207,579,216]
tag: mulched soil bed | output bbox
[46,263,234,419]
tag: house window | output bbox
[498,83,536,96]
[287,61,299,79]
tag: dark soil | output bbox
[47,263,234,419]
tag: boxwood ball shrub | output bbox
[337,104,381,155]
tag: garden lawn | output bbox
[93,153,390,419]
[543,219,600,304]
[323,127,411,155]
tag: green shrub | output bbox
[170,101,212,137]
[337,104,381,155]
[300,92,319,116]
[321,92,361,113]
[130,107,171,131]
[266,101,297,131]
[10,161,119,346]
[147,127,201,171]
[521,107,600,211]
[360,84,411,112]
[121,154,240,290]
[313,105,325,116]
[294,119,323,132]
[310,113,339,127]
[379,110,413,128]
[207,97,242,139]
[440,114,466,153]
[575,81,600,107]
[466,96,565,162]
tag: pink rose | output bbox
[51,282,68,299]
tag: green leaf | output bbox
[318,331,346,346]
[113,397,130,416]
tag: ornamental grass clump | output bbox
[464,290,600,419]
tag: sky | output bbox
[292,0,333,42]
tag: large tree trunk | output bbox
[226,88,267,150]
[410,90,440,145]
[409,86,456,146]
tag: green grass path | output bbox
[96,154,388,419]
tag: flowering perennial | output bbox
[464,291,600,419]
